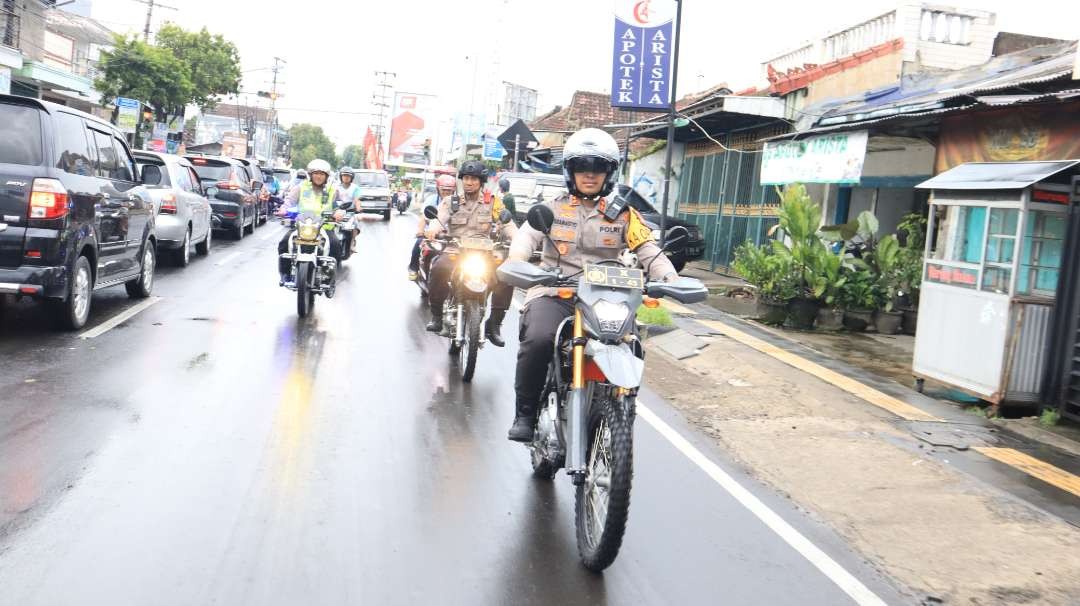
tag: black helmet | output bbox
[498,177,510,192]
[458,160,488,181]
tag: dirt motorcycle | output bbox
[421,205,514,382]
[279,210,341,318]
[496,205,707,571]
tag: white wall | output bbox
[628,142,685,208]
[862,137,936,177]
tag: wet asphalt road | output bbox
[0,214,909,605]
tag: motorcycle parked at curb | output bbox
[421,205,515,382]
[496,205,707,571]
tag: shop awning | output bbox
[916,160,1080,190]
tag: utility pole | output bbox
[659,0,684,250]
[131,0,178,42]
[372,71,395,161]
[268,57,285,163]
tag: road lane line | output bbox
[637,404,889,606]
[699,319,941,422]
[78,297,161,339]
[215,251,244,266]
[259,229,280,241]
[974,447,1080,498]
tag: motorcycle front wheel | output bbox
[575,393,634,572]
[459,300,482,382]
[296,262,314,318]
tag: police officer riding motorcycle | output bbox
[425,160,517,349]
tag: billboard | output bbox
[388,92,437,166]
[115,97,140,133]
[610,0,678,111]
[499,82,538,126]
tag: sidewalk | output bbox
[643,301,1080,605]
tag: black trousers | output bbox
[409,236,423,271]
[428,253,513,316]
[514,296,575,412]
[278,230,341,275]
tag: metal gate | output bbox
[1045,176,1080,422]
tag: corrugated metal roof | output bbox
[915,160,1080,190]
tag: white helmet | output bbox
[562,128,621,199]
[306,158,332,177]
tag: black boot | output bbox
[426,306,443,332]
[507,400,537,442]
[486,308,506,347]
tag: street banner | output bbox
[388,92,437,165]
[610,0,678,111]
[760,130,869,185]
[221,132,247,159]
[116,97,140,133]
[936,105,1080,172]
[363,126,383,170]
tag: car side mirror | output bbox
[423,205,439,220]
[499,208,513,224]
[141,164,162,186]
[205,186,219,198]
[251,180,263,191]
[527,204,554,234]
[662,225,690,252]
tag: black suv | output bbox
[0,94,158,330]
[616,184,706,272]
[186,155,259,240]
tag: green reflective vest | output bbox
[297,181,337,215]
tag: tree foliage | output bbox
[155,24,242,112]
[341,144,365,168]
[95,35,193,119]
[289,124,338,169]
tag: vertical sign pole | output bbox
[659,0,683,250]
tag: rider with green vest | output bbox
[277,158,349,285]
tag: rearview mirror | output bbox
[423,205,439,220]
[251,180,263,191]
[527,204,554,234]
[662,225,690,252]
[140,164,162,186]
[499,208,513,225]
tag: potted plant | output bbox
[771,184,824,330]
[869,234,904,334]
[837,268,879,331]
[732,242,796,325]
[807,246,847,331]
[895,213,926,335]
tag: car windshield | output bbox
[189,161,233,183]
[273,170,291,181]
[0,104,44,166]
[356,173,388,187]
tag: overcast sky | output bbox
[89,0,1079,152]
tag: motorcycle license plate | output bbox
[296,253,317,263]
[584,264,644,289]
[461,237,495,251]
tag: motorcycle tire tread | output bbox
[461,300,482,382]
[575,396,634,572]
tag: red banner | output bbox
[363,127,383,170]
[936,103,1080,173]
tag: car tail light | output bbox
[223,212,237,218]
[160,193,177,214]
[216,180,240,190]
[28,178,69,219]
[25,250,41,258]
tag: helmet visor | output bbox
[566,156,616,174]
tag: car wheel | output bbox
[382,209,391,221]
[51,255,94,330]
[174,228,191,267]
[196,225,211,255]
[233,214,244,240]
[245,207,255,234]
[125,243,156,298]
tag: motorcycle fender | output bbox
[584,340,644,389]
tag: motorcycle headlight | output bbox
[298,219,319,241]
[462,254,488,292]
[593,300,630,333]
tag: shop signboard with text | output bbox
[610,0,678,111]
[760,130,869,185]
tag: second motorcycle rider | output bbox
[425,161,517,346]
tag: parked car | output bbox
[352,169,393,220]
[185,155,259,240]
[614,184,706,272]
[236,157,269,226]
[133,151,212,267]
[496,171,569,223]
[0,94,158,329]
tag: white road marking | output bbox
[259,229,280,241]
[637,404,888,606]
[215,251,244,266]
[78,297,161,339]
